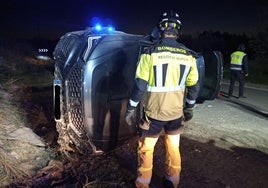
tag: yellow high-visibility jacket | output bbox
[230,51,248,73]
[129,37,200,121]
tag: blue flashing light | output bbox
[92,24,115,33]
[90,17,116,33]
[107,26,115,32]
[94,24,102,31]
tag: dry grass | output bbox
[0,147,28,184]
[0,91,26,128]
[0,90,28,186]
[0,41,54,186]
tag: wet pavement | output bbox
[219,80,268,118]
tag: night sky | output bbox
[0,0,267,40]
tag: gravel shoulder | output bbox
[113,98,268,187]
[177,98,268,188]
[187,98,268,154]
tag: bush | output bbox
[223,58,268,85]
[247,58,268,85]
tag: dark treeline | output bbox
[181,29,268,67]
[1,28,267,83]
[2,28,267,63]
[179,29,268,84]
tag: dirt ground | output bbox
[113,98,268,188]
[172,98,268,188]
[12,96,268,188]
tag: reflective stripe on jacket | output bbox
[133,38,199,121]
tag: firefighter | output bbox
[228,43,249,98]
[125,10,200,188]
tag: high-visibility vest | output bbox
[134,42,199,120]
[230,51,246,70]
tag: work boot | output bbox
[237,95,246,99]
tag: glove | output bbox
[183,107,194,122]
[125,109,135,126]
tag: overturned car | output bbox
[53,27,222,154]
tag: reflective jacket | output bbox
[129,37,200,121]
[230,51,248,74]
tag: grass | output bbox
[0,94,29,186]
[0,147,28,184]
[0,42,55,186]
[247,58,268,85]
[223,57,268,86]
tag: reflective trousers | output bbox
[135,134,181,188]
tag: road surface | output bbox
[219,80,268,117]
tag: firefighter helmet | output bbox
[158,10,182,34]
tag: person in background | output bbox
[228,43,249,98]
[125,10,200,188]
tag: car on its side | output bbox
[53,27,223,154]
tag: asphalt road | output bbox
[219,81,268,117]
